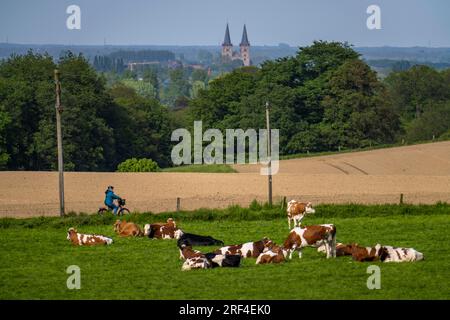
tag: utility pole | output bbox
[54,70,65,217]
[265,101,272,207]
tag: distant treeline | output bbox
[367,59,450,71]
[93,56,126,73]
[92,49,176,73]
[109,50,175,63]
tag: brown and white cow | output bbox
[256,242,288,264]
[317,242,354,257]
[114,220,143,237]
[144,218,178,239]
[181,256,212,271]
[378,245,424,263]
[283,224,336,259]
[66,228,113,246]
[214,237,272,258]
[350,244,384,262]
[287,200,316,229]
[351,244,424,263]
[178,243,205,260]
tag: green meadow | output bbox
[0,203,449,299]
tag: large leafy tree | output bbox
[385,65,448,119]
[0,51,55,169]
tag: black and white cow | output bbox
[204,252,241,268]
[175,229,224,247]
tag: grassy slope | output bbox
[0,204,449,299]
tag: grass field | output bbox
[0,203,449,299]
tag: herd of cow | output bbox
[66,200,424,270]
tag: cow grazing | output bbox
[181,256,212,271]
[144,218,177,239]
[256,243,288,264]
[204,253,241,268]
[114,220,143,237]
[317,242,354,257]
[287,200,316,229]
[67,228,113,246]
[175,229,224,247]
[283,224,336,259]
[214,237,272,258]
[378,246,424,263]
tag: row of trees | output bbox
[0,51,174,171]
[188,41,450,154]
[1,42,449,171]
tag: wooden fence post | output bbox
[176,197,181,212]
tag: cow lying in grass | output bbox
[205,253,241,268]
[317,242,353,257]
[175,229,224,247]
[214,237,272,258]
[144,218,178,239]
[67,228,113,246]
[351,244,424,262]
[283,224,337,259]
[179,243,241,270]
[114,220,143,237]
[182,256,212,271]
[256,241,287,264]
[287,200,316,229]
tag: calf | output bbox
[114,220,143,237]
[144,218,177,239]
[214,237,272,258]
[175,229,224,247]
[256,243,288,264]
[204,253,241,268]
[283,224,336,259]
[67,228,113,246]
[287,200,316,229]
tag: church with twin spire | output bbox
[221,23,251,66]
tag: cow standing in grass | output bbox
[287,200,316,229]
[283,224,337,259]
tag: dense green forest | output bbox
[0,42,449,171]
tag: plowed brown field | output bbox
[1,141,449,217]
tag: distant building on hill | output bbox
[221,23,251,66]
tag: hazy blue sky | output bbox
[1,0,449,47]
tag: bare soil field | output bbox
[1,141,449,217]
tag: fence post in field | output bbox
[54,69,65,217]
[265,101,272,207]
[400,193,404,205]
[176,197,181,212]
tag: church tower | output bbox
[239,24,251,66]
[221,23,233,61]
